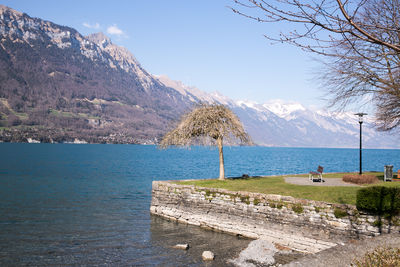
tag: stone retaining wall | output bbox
[150,181,400,253]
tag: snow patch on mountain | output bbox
[263,101,306,119]
[157,74,400,148]
[236,100,264,112]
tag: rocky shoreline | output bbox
[284,233,400,266]
[231,233,400,266]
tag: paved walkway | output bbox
[285,177,359,187]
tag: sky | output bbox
[3,0,325,108]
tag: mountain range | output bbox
[0,5,398,148]
[155,75,400,149]
[0,5,193,144]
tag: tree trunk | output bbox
[217,136,225,180]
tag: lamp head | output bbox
[354,113,367,123]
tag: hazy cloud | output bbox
[83,22,100,29]
[107,24,125,36]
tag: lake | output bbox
[1,143,399,266]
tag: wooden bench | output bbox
[309,165,324,182]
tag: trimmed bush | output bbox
[356,186,400,215]
[342,174,379,185]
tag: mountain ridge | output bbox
[154,74,399,148]
[0,5,194,143]
[0,5,399,148]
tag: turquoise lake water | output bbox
[1,143,399,266]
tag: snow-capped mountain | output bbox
[157,75,400,149]
[1,4,398,148]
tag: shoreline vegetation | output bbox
[176,172,400,205]
[0,127,157,144]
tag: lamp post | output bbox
[355,113,367,175]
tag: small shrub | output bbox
[342,174,379,185]
[270,202,285,209]
[334,208,347,218]
[204,190,216,201]
[240,195,250,205]
[353,209,360,217]
[253,199,260,206]
[314,206,321,213]
[292,204,303,214]
[352,246,400,267]
[372,220,383,227]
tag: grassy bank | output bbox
[177,172,400,205]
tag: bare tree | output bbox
[159,104,252,180]
[231,0,400,131]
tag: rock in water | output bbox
[229,239,277,266]
[202,251,215,261]
[173,244,189,250]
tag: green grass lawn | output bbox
[176,172,400,205]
